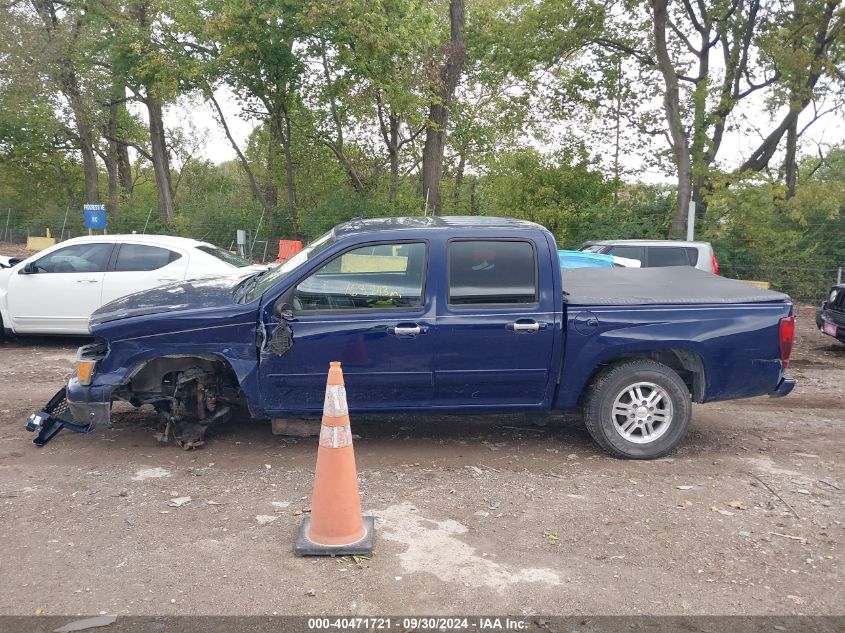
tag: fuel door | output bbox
[573,310,600,336]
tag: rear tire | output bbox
[583,360,692,459]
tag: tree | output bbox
[193,0,306,236]
[421,0,466,215]
[113,0,180,221]
[738,0,844,197]
[28,0,103,205]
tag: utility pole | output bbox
[686,201,695,241]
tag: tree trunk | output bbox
[388,114,400,201]
[783,116,798,199]
[653,0,692,238]
[105,81,122,223]
[144,88,175,222]
[78,125,101,205]
[421,0,466,216]
[63,71,100,204]
[118,143,133,201]
[266,119,282,238]
[282,112,298,236]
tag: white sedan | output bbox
[0,235,265,335]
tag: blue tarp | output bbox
[558,250,615,269]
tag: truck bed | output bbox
[563,267,789,306]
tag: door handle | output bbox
[157,277,178,282]
[388,323,429,337]
[76,278,98,284]
[507,320,547,333]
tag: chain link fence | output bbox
[2,207,842,305]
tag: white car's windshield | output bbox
[243,231,336,302]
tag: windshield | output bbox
[243,230,336,302]
[197,244,251,268]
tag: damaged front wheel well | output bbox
[122,354,240,396]
[114,355,245,449]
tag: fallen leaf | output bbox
[728,501,748,511]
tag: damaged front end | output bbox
[26,341,111,446]
[26,387,99,446]
[26,339,241,449]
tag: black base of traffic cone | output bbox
[294,516,375,556]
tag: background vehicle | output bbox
[580,239,719,273]
[558,250,640,269]
[0,234,265,335]
[817,284,845,344]
[31,217,794,459]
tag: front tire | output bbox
[583,360,692,459]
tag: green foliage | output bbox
[702,172,844,302]
[477,147,614,244]
[0,0,841,306]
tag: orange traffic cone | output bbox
[295,361,374,556]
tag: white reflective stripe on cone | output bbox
[319,423,353,449]
[323,385,349,418]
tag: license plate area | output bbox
[823,321,838,337]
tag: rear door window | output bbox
[647,247,697,267]
[113,244,182,272]
[448,240,537,305]
[606,245,643,262]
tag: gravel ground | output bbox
[0,303,842,617]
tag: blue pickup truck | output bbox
[27,217,796,459]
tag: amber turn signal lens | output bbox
[76,359,97,385]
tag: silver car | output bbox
[580,239,719,274]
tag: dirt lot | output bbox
[0,303,842,617]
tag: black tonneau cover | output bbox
[564,267,789,306]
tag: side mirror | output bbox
[273,301,294,321]
[273,288,295,320]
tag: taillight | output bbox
[711,252,719,275]
[779,316,795,369]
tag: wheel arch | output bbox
[120,353,242,396]
[582,348,706,404]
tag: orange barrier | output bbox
[295,362,374,555]
[276,239,303,264]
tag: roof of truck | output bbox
[333,216,544,236]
